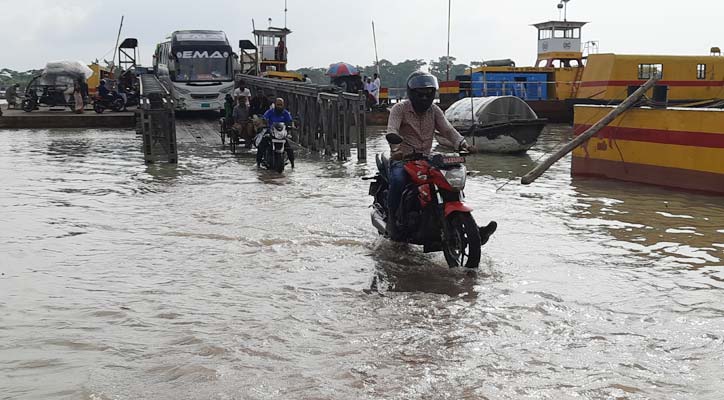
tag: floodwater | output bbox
[1,123,723,400]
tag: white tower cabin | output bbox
[533,20,587,68]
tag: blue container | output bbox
[471,72,548,100]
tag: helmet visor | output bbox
[407,74,439,90]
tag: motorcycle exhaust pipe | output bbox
[371,209,387,235]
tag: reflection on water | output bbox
[0,124,723,399]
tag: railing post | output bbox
[357,92,367,161]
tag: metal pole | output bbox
[372,21,380,76]
[111,15,124,78]
[469,60,475,146]
[284,0,288,28]
[446,0,451,81]
[252,19,260,75]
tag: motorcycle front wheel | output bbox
[272,152,285,173]
[443,212,482,269]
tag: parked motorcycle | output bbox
[93,95,125,114]
[364,133,497,269]
[256,122,291,173]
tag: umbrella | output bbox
[326,62,360,78]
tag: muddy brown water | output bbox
[1,124,723,399]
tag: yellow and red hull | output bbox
[572,105,724,194]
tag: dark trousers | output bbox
[387,161,409,221]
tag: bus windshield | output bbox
[172,47,232,82]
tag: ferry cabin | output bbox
[252,27,303,82]
[440,19,588,122]
[576,53,724,104]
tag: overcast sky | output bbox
[1,0,722,72]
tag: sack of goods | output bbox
[43,61,94,80]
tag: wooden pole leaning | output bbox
[520,76,659,185]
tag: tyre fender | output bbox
[444,201,473,217]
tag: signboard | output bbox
[175,32,226,42]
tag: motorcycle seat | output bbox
[376,153,390,182]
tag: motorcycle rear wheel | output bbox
[94,103,105,114]
[111,99,125,112]
[443,212,482,269]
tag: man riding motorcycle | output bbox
[258,98,296,168]
[386,71,473,239]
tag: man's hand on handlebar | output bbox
[460,141,477,154]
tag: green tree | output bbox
[429,56,470,82]
[360,58,427,89]
[0,68,42,90]
[292,67,328,84]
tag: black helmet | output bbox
[406,71,438,113]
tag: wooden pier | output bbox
[0,107,135,129]
[239,75,367,161]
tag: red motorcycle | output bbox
[364,133,496,269]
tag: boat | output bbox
[572,104,724,194]
[441,96,546,153]
[439,0,724,123]
[439,1,588,122]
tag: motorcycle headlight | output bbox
[442,165,467,191]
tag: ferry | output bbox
[440,2,724,122]
[440,16,588,122]
[572,105,724,194]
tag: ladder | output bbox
[569,66,585,99]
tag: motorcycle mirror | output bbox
[385,133,404,145]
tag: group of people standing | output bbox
[364,73,381,108]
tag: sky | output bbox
[0,0,722,72]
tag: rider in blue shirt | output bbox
[258,98,295,168]
[262,99,293,129]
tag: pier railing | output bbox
[237,75,367,161]
[137,75,177,163]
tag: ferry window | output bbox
[554,29,565,38]
[697,64,707,79]
[564,29,579,39]
[638,63,663,79]
[539,29,552,40]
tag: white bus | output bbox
[153,30,239,111]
